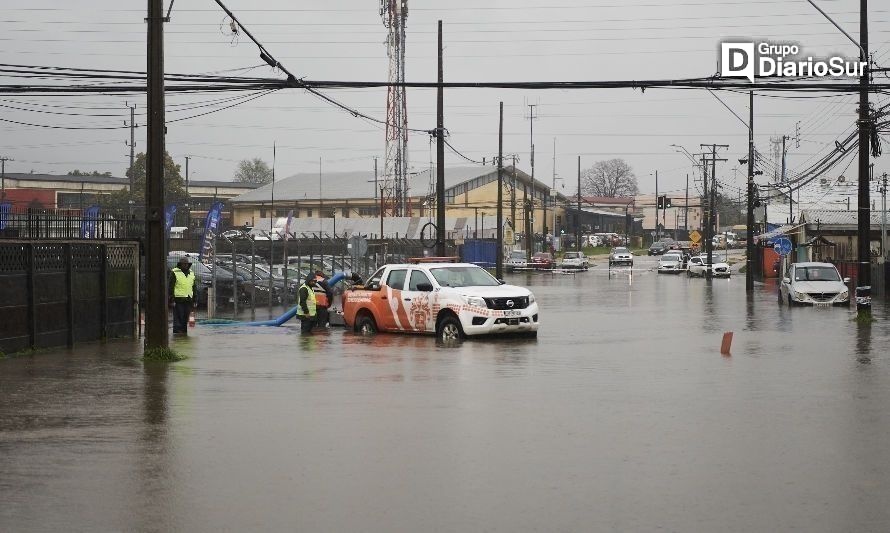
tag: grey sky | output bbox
[1,0,887,208]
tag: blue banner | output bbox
[80,205,100,238]
[0,201,10,230]
[199,201,225,263]
[164,204,177,236]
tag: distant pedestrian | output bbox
[297,274,318,334]
[168,256,197,335]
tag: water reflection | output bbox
[855,320,872,364]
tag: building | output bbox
[230,165,566,236]
[798,209,888,262]
[0,172,259,226]
[634,194,703,240]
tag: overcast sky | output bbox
[2,0,888,208]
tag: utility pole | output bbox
[701,144,729,278]
[373,157,378,199]
[684,173,690,234]
[746,90,756,293]
[880,172,887,260]
[511,156,517,231]
[524,182,531,261]
[0,156,11,200]
[125,103,136,194]
[654,170,659,242]
[856,0,871,316]
[435,19,446,257]
[184,155,190,229]
[496,102,504,279]
[145,0,167,349]
[576,156,582,251]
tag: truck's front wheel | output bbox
[355,313,378,335]
[437,315,465,342]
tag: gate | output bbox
[0,241,139,354]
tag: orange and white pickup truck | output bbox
[343,262,539,341]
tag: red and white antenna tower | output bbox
[380,0,409,216]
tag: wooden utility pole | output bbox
[576,156,581,250]
[435,20,446,257]
[144,0,167,349]
[496,102,504,279]
[747,90,755,292]
[856,0,871,316]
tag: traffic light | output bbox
[656,195,671,209]
[656,195,664,209]
[664,196,672,208]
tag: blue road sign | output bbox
[773,236,793,256]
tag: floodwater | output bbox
[3,255,890,532]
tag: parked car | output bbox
[687,255,731,278]
[608,247,634,267]
[505,250,528,273]
[559,251,589,270]
[531,252,554,270]
[657,252,685,274]
[778,262,849,306]
[342,262,539,340]
[648,241,669,255]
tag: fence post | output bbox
[27,243,36,349]
[66,243,74,347]
[100,243,108,339]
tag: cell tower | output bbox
[380,0,409,216]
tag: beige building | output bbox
[634,194,704,239]
[230,165,566,236]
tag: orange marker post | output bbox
[720,332,733,355]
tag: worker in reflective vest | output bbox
[168,256,197,335]
[313,270,332,327]
[297,275,318,334]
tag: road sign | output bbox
[689,230,701,244]
[773,236,793,256]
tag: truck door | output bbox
[378,268,408,331]
[401,269,436,332]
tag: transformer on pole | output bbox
[381,0,409,216]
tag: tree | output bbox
[712,192,744,226]
[99,151,185,212]
[234,158,273,184]
[580,159,639,197]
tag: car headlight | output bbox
[528,293,536,304]
[794,291,805,300]
[840,289,849,299]
[464,296,487,308]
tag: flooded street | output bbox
[3,256,890,532]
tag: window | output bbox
[365,267,385,290]
[260,209,267,218]
[385,269,408,290]
[342,208,350,218]
[408,270,432,290]
[306,209,312,217]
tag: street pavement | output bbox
[2,254,890,532]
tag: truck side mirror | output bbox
[416,282,434,292]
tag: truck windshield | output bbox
[430,266,500,287]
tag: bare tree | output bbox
[581,158,639,197]
[234,158,273,184]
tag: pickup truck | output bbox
[342,262,539,341]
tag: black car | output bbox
[648,242,669,256]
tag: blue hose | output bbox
[198,272,348,327]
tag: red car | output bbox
[531,252,554,270]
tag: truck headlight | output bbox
[528,293,536,304]
[794,291,805,300]
[464,296,487,308]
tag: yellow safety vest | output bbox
[297,283,317,317]
[171,267,195,298]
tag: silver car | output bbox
[657,253,684,274]
[608,247,634,267]
[559,251,589,270]
[779,262,849,306]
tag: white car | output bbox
[343,262,539,341]
[687,254,731,278]
[559,251,590,270]
[657,253,684,274]
[505,250,528,273]
[779,262,849,306]
[608,247,634,267]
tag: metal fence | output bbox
[0,241,139,354]
[0,208,144,240]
